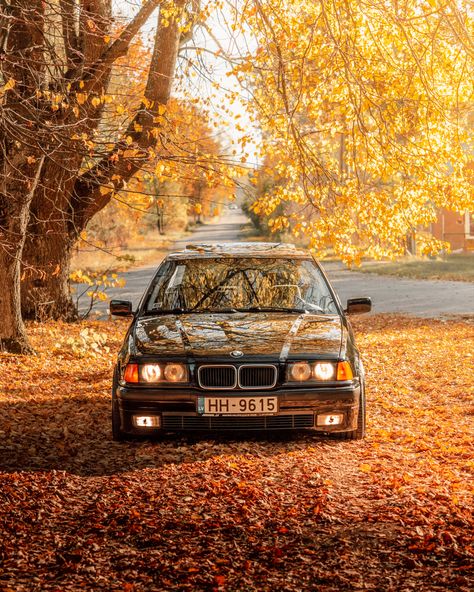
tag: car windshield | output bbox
[144,257,338,315]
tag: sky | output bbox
[114,0,261,167]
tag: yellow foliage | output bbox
[238,0,474,262]
[99,185,113,196]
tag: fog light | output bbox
[317,413,344,426]
[133,415,160,428]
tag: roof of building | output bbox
[167,242,312,260]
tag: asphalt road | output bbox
[78,210,474,318]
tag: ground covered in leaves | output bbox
[0,315,473,591]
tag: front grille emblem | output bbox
[230,350,244,358]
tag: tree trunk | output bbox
[0,233,34,354]
[20,0,186,320]
[0,152,44,352]
[0,0,45,352]
[21,157,82,320]
[21,230,77,321]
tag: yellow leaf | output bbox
[76,93,86,105]
[0,78,16,97]
[359,464,372,473]
[3,78,16,91]
[91,97,101,107]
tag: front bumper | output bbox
[115,383,361,435]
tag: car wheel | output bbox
[332,384,366,441]
[111,369,126,442]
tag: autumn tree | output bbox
[237,0,474,263]
[0,0,194,351]
[24,0,192,321]
[97,100,232,241]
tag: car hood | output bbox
[133,312,343,361]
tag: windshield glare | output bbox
[145,257,338,314]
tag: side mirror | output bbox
[110,299,134,317]
[345,297,372,315]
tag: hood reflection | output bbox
[135,312,342,360]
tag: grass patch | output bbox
[359,253,474,282]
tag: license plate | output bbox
[198,396,278,416]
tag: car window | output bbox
[144,258,338,314]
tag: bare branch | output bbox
[59,0,80,69]
[65,0,162,83]
[71,0,187,228]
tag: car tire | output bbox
[331,384,366,441]
[111,369,126,442]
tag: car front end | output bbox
[113,354,363,437]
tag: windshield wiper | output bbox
[145,307,241,315]
[234,306,310,314]
[145,307,188,315]
[200,308,240,314]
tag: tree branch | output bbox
[101,0,162,64]
[59,0,80,69]
[179,0,200,46]
[64,0,162,83]
[70,0,187,230]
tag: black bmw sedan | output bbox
[110,242,371,441]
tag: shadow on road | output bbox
[0,395,340,477]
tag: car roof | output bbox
[166,242,312,260]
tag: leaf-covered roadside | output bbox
[0,316,472,591]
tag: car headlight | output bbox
[313,362,335,380]
[287,361,352,382]
[163,363,187,382]
[289,362,312,381]
[142,364,161,382]
[123,363,188,383]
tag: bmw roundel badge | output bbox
[230,350,244,358]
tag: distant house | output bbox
[430,209,474,252]
[432,156,474,251]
